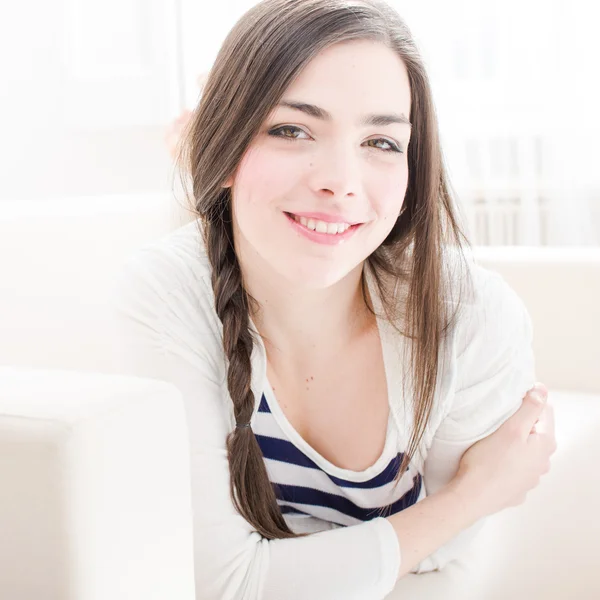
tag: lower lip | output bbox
[284,212,363,245]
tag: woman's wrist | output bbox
[387,477,483,580]
[443,472,488,523]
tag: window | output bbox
[178,0,599,246]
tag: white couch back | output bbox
[475,247,600,394]
[0,194,193,374]
[1,194,598,393]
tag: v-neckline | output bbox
[248,264,403,482]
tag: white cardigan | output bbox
[109,219,536,600]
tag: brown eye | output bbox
[268,125,308,139]
[364,138,402,153]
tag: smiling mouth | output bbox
[284,212,363,228]
[283,212,364,240]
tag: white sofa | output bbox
[0,194,599,600]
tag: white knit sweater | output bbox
[109,219,536,600]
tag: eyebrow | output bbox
[277,100,412,128]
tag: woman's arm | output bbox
[386,476,480,580]
[389,382,550,581]
[407,264,538,574]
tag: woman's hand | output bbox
[165,109,193,161]
[164,73,208,160]
[452,382,557,520]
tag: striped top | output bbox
[254,385,425,527]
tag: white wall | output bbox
[0,0,180,201]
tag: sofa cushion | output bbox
[0,366,196,600]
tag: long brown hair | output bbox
[175,0,474,540]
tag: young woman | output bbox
[112,0,556,598]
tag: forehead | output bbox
[281,39,412,120]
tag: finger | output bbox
[527,381,548,400]
[539,404,556,451]
[532,382,549,399]
[196,72,208,90]
[535,402,553,432]
[175,110,191,125]
[508,389,547,439]
[545,402,555,436]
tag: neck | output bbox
[241,257,374,362]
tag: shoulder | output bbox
[113,218,212,301]
[426,254,536,445]
[451,256,532,354]
[110,218,222,357]
[442,246,525,312]
[442,254,535,417]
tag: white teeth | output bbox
[293,214,350,235]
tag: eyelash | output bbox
[267,125,403,154]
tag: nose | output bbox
[307,142,361,199]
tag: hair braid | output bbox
[204,215,304,540]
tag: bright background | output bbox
[1,0,598,246]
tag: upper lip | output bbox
[286,211,363,225]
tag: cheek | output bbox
[367,162,409,219]
[234,146,302,209]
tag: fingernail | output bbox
[530,390,545,404]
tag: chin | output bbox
[275,260,353,290]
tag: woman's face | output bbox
[229,39,412,289]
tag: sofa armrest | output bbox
[0,367,196,600]
[472,247,600,394]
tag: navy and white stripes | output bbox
[254,391,423,527]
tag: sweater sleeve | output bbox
[108,245,401,600]
[410,264,537,574]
